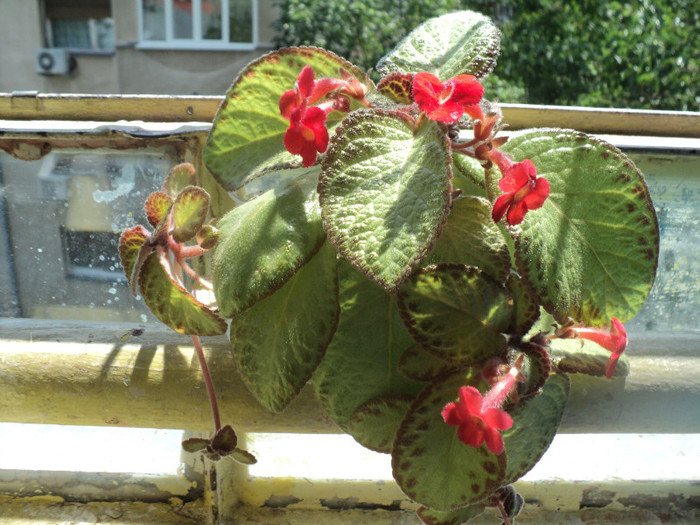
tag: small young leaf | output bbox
[517,342,551,400]
[210,424,238,454]
[171,186,211,243]
[145,191,173,228]
[498,129,659,325]
[313,260,423,431]
[376,10,500,80]
[213,179,325,317]
[425,196,511,282]
[392,370,506,510]
[231,448,258,465]
[118,225,150,291]
[347,394,415,453]
[319,110,452,292]
[501,374,569,485]
[398,264,511,365]
[163,163,196,198]
[230,242,339,413]
[138,252,227,336]
[181,438,210,453]
[204,47,367,191]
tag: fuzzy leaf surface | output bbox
[417,504,485,525]
[392,370,506,510]
[213,179,325,317]
[145,191,172,228]
[426,196,510,282]
[501,374,569,485]
[171,186,210,243]
[163,163,196,198]
[139,252,227,335]
[313,260,423,431]
[376,10,500,80]
[347,394,415,453]
[398,264,511,365]
[319,110,451,292]
[230,242,339,413]
[499,129,659,325]
[204,47,365,190]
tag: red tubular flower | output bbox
[283,105,329,167]
[412,72,484,123]
[279,65,316,120]
[442,364,521,454]
[574,318,628,379]
[491,157,550,226]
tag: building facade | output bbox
[0,0,277,95]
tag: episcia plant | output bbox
[119,10,659,524]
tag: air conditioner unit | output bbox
[35,48,73,75]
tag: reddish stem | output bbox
[192,335,221,432]
[496,500,512,525]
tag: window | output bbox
[140,0,257,50]
[43,0,114,52]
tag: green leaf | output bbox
[426,196,511,282]
[181,438,210,453]
[417,504,485,525]
[501,374,569,485]
[376,10,501,80]
[230,242,339,413]
[138,252,227,336]
[204,47,366,191]
[145,191,173,228]
[398,344,456,383]
[163,163,196,198]
[398,264,511,365]
[231,448,257,465]
[313,260,423,431]
[118,225,150,291]
[549,337,630,378]
[347,394,415,453]
[171,186,210,243]
[499,129,659,325]
[319,110,452,292]
[392,370,506,510]
[212,178,325,317]
[506,273,540,335]
[452,153,487,198]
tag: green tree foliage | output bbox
[272,0,698,110]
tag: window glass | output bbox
[229,0,253,43]
[202,0,223,40]
[0,148,176,322]
[141,0,166,41]
[173,0,194,39]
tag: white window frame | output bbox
[137,0,259,51]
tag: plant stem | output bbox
[192,335,221,432]
[496,499,511,525]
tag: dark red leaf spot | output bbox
[482,461,497,474]
[471,483,481,494]
[406,477,418,489]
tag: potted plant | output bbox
[119,10,658,523]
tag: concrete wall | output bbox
[0,0,279,96]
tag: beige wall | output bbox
[0,0,279,96]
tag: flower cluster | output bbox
[280,65,368,167]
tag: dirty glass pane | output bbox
[0,148,176,322]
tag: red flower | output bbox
[279,65,316,120]
[442,386,513,454]
[491,159,550,226]
[412,72,484,123]
[283,105,329,167]
[574,318,628,379]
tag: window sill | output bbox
[136,41,257,52]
